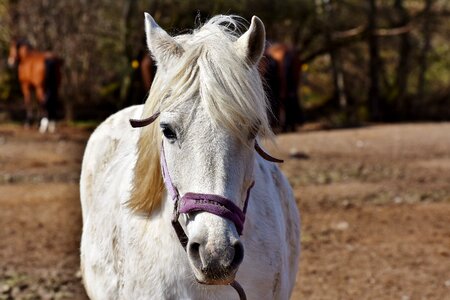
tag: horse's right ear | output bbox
[144,13,184,67]
[235,16,266,66]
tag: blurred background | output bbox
[0,0,449,299]
[0,0,449,124]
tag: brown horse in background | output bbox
[123,51,156,108]
[8,38,62,133]
[260,42,303,132]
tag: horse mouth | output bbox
[192,262,238,285]
[187,234,244,286]
[195,272,237,285]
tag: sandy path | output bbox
[1,123,449,299]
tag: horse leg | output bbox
[36,86,49,133]
[44,58,58,133]
[21,83,33,128]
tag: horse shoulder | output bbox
[254,157,299,231]
[17,60,32,83]
[80,105,143,216]
[80,105,144,298]
[253,157,301,296]
[33,54,48,85]
[17,54,44,86]
[270,162,301,295]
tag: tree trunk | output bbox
[322,0,347,109]
[417,0,433,105]
[367,0,381,121]
[122,0,136,61]
[394,0,411,119]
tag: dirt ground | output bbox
[0,122,449,300]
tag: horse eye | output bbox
[161,126,177,140]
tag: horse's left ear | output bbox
[235,16,266,66]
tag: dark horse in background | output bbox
[8,38,62,133]
[123,49,157,108]
[139,53,156,93]
[260,42,303,132]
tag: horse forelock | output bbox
[166,15,271,140]
[129,15,273,215]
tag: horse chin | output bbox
[195,275,236,286]
[193,269,237,286]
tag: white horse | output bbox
[80,14,300,300]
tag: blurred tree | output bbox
[367,0,381,121]
[417,0,434,103]
[321,0,347,110]
[394,0,411,118]
[0,0,448,123]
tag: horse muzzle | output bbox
[186,220,245,285]
[7,57,17,68]
[178,192,247,284]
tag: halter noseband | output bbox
[130,112,282,300]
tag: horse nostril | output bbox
[230,241,244,269]
[188,242,202,267]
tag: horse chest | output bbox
[18,59,45,85]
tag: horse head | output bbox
[132,14,270,285]
[7,38,31,67]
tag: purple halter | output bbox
[160,143,253,236]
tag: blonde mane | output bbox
[128,15,273,214]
